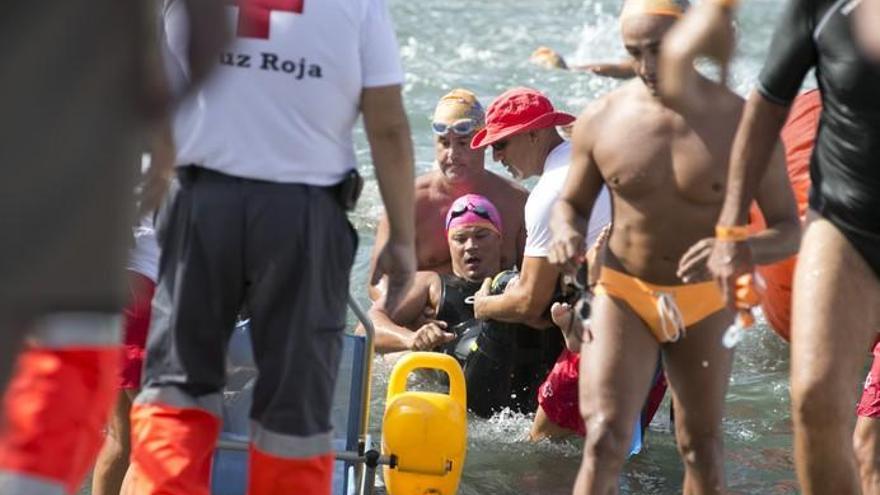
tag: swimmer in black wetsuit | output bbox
[370,194,563,417]
[697,1,880,493]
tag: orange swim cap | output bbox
[620,0,689,20]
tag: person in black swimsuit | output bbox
[694,1,880,493]
[370,194,562,417]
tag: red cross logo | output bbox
[229,0,304,39]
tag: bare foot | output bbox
[551,302,584,352]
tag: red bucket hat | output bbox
[470,87,575,149]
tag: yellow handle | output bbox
[386,352,466,409]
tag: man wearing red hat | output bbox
[470,87,611,333]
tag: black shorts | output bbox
[143,166,357,437]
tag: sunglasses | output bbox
[432,119,478,136]
[446,202,494,230]
[491,139,509,152]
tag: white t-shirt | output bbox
[161,0,404,185]
[127,215,160,282]
[523,141,612,258]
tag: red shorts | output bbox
[857,340,880,418]
[537,349,668,436]
[119,271,155,390]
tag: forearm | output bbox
[747,218,801,265]
[369,309,412,353]
[138,120,175,217]
[718,92,790,226]
[553,199,590,237]
[478,287,547,324]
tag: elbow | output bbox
[515,292,549,322]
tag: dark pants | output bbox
[144,166,357,436]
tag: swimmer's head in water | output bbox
[530,46,568,70]
[620,0,689,95]
[433,89,487,182]
[446,194,503,281]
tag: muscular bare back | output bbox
[584,79,743,284]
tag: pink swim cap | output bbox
[445,194,503,237]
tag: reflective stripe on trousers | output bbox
[248,422,334,494]
[129,386,223,495]
[130,386,336,494]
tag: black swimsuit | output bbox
[758,0,880,278]
[435,273,563,418]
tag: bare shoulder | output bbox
[571,84,631,146]
[414,270,440,288]
[576,81,636,127]
[415,171,441,190]
[699,79,744,122]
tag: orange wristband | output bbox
[715,225,749,242]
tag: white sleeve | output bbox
[360,0,405,88]
[523,186,555,258]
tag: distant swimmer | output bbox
[703,0,880,486]
[371,194,562,417]
[530,46,636,79]
[548,0,800,492]
[368,89,528,289]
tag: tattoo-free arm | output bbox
[717,91,791,227]
[474,255,559,325]
[749,140,801,264]
[369,272,435,353]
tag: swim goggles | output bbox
[432,119,479,136]
[445,202,494,230]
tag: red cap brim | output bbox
[470,111,576,149]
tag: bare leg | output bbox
[663,309,735,495]
[530,405,577,441]
[91,390,135,495]
[572,295,661,495]
[855,416,880,495]
[791,217,880,495]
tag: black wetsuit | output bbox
[434,274,564,418]
[759,0,880,277]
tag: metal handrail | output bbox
[347,295,375,450]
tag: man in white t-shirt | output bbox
[128,1,416,493]
[470,87,611,331]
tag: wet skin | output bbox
[552,14,798,495]
[369,131,527,296]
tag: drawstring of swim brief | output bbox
[656,292,686,343]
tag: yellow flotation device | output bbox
[382,352,467,495]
